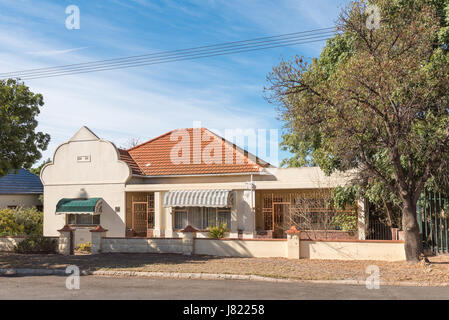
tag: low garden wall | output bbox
[93,236,404,261]
[54,226,407,261]
[301,239,406,261]
[101,237,184,254]
[0,236,25,252]
[194,238,287,258]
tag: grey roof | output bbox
[0,168,43,194]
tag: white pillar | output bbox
[153,192,162,237]
[57,225,73,256]
[286,226,301,259]
[181,226,197,255]
[90,225,108,254]
[241,189,255,238]
[164,207,173,238]
[229,205,239,238]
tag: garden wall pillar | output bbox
[286,226,301,259]
[90,225,108,255]
[57,225,74,255]
[181,225,198,255]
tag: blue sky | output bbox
[0,0,347,166]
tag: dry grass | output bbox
[1,252,449,284]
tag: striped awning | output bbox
[163,190,234,208]
[55,198,103,215]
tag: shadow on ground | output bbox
[0,252,228,271]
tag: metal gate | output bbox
[132,202,148,236]
[417,191,449,254]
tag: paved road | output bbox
[0,275,448,300]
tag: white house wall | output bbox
[41,127,131,238]
[0,194,41,209]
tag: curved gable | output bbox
[41,127,131,185]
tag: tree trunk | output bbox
[402,201,421,263]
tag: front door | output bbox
[132,202,148,236]
[273,203,290,238]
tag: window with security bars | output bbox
[67,214,100,226]
[173,207,231,230]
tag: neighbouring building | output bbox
[41,126,367,246]
[0,168,43,210]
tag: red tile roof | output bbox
[119,128,269,176]
[118,149,143,175]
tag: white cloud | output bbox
[25,47,88,56]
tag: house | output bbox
[0,168,43,210]
[41,126,366,246]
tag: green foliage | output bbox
[0,207,43,236]
[13,207,43,235]
[208,223,228,239]
[267,0,449,212]
[14,234,57,254]
[0,209,24,236]
[30,158,51,176]
[332,212,357,232]
[75,241,92,253]
[0,79,50,177]
[332,185,358,210]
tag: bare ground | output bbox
[1,252,448,284]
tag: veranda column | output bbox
[181,225,198,255]
[164,207,174,238]
[286,226,301,259]
[90,225,108,254]
[153,192,162,237]
[57,225,74,256]
[230,205,239,238]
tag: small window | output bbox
[67,214,100,226]
[189,207,202,230]
[218,209,231,228]
[7,206,17,209]
[203,207,217,229]
[174,208,187,230]
[173,207,231,230]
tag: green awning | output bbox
[56,198,103,215]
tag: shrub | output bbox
[14,234,57,254]
[76,242,92,253]
[13,207,43,235]
[0,209,24,236]
[208,223,228,239]
[331,212,357,232]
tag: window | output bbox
[189,207,202,230]
[218,209,231,228]
[174,208,188,230]
[173,207,231,230]
[7,206,17,209]
[67,214,100,226]
[203,207,217,229]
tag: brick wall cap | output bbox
[90,225,108,233]
[285,226,301,235]
[181,225,199,233]
[57,225,74,232]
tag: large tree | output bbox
[266,0,449,262]
[0,79,50,177]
